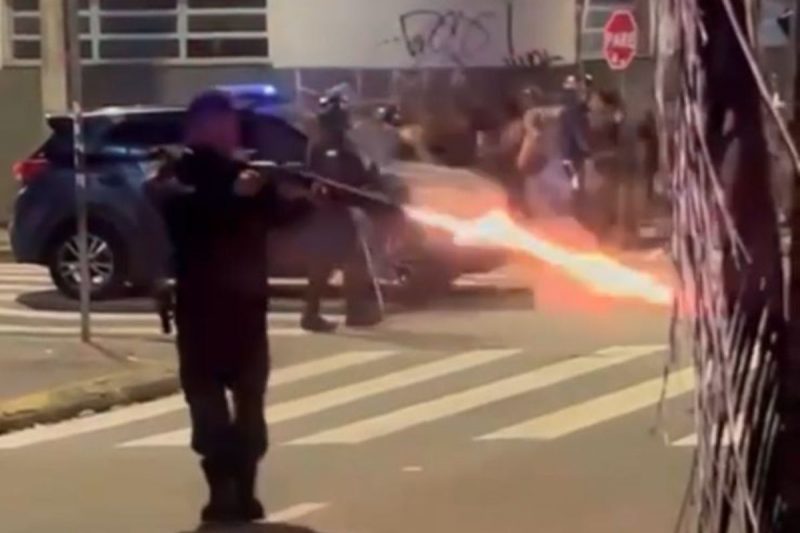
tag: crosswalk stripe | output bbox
[269,502,329,523]
[0,275,51,283]
[0,324,306,337]
[270,350,397,386]
[0,266,47,274]
[0,300,340,324]
[0,284,51,293]
[0,396,187,450]
[672,419,743,448]
[476,367,695,441]
[0,350,396,450]
[119,349,521,447]
[285,345,667,445]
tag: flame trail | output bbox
[405,207,672,306]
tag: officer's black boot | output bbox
[345,290,382,328]
[301,313,339,333]
[200,458,237,524]
[302,272,338,333]
[233,459,265,522]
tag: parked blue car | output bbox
[10,89,507,301]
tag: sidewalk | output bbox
[0,336,178,434]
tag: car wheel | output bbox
[47,224,127,300]
[395,256,455,306]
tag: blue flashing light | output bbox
[215,83,285,108]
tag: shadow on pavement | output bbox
[181,522,327,533]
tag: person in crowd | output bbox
[559,75,592,219]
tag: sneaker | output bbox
[301,314,339,333]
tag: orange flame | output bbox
[404,207,672,306]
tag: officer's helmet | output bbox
[317,93,351,133]
[374,104,401,127]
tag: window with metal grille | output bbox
[5,0,269,64]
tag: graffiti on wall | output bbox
[383,2,559,68]
[396,9,497,66]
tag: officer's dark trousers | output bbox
[306,246,375,318]
[303,208,377,319]
[175,293,270,467]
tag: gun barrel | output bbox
[247,160,400,210]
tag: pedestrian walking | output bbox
[144,91,322,525]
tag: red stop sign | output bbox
[603,10,638,71]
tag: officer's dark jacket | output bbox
[150,146,310,303]
[307,140,373,190]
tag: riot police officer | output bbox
[300,93,383,332]
[145,91,318,524]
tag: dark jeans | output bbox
[175,300,270,464]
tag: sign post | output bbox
[603,9,638,244]
[65,0,91,342]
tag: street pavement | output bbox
[0,259,694,533]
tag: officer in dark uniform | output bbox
[300,93,383,332]
[145,91,319,524]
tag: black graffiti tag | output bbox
[398,9,496,66]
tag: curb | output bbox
[0,364,179,435]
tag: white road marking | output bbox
[269,502,329,523]
[286,345,667,445]
[477,368,695,441]
[120,349,520,447]
[270,350,397,386]
[0,299,339,323]
[0,324,306,337]
[672,418,743,448]
[0,350,396,450]
[0,275,51,283]
[0,267,49,275]
[0,396,187,450]
[0,284,51,293]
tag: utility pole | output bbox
[772,3,800,530]
[39,1,68,114]
[40,0,91,342]
[66,0,91,343]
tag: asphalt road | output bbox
[0,261,693,533]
